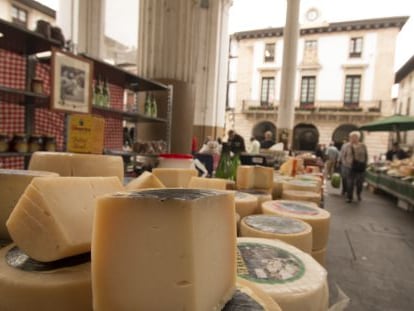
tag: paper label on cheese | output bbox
[237,242,305,284]
[113,189,223,200]
[5,246,90,272]
[223,290,265,311]
[270,201,319,215]
[244,215,307,234]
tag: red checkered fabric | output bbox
[0,49,124,169]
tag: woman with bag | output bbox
[340,131,368,203]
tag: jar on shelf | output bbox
[12,134,29,153]
[29,135,44,153]
[31,78,44,94]
[0,133,10,152]
[44,135,56,152]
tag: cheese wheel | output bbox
[240,215,312,254]
[7,176,124,262]
[235,191,259,218]
[272,175,293,199]
[152,168,198,187]
[240,189,272,212]
[0,244,91,310]
[28,151,124,182]
[0,169,58,240]
[92,189,236,311]
[226,180,236,190]
[312,247,327,268]
[294,174,322,188]
[237,166,274,191]
[125,171,165,190]
[223,278,282,311]
[262,200,330,250]
[188,176,228,190]
[283,179,320,194]
[282,190,321,205]
[237,237,328,311]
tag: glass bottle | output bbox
[215,143,233,180]
[93,76,102,107]
[144,93,152,116]
[102,78,110,108]
[151,93,158,118]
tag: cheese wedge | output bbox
[236,166,274,190]
[125,171,165,190]
[92,189,236,311]
[152,168,198,187]
[6,176,124,262]
[188,176,228,190]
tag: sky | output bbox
[39,0,414,69]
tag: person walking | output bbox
[324,142,339,179]
[227,130,246,154]
[340,131,368,203]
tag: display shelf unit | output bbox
[0,152,33,158]
[92,106,167,123]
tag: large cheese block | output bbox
[262,200,330,250]
[152,168,198,187]
[237,166,274,190]
[0,244,91,310]
[240,189,272,212]
[125,171,165,190]
[283,179,320,194]
[272,175,293,199]
[223,278,282,311]
[28,151,124,182]
[235,191,259,218]
[312,247,327,268]
[0,169,58,240]
[237,237,328,311]
[240,215,312,254]
[188,176,228,190]
[282,190,321,205]
[6,176,124,262]
[92,189,236,311]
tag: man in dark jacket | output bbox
[228,130,246,154]
[386,142,408,161]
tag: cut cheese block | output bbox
[29,151,124,182]
[240,189,272,212]
[262,200,330,250]
[223,278,282,311]
[240,215,312,254]
[282,190,321,205]
[0,244,91,311]
[272,175,293,199]
[152,168,198,187]
[125,171,165,190]
[0,169,58,240]
[6,176,124,262]
[237,237,328,311]
[235,191,259,218]
[92,189,236,311]
[312,247,327,268]
[237,166,274,190]
[188,176,228,190]
[283,179,320,194]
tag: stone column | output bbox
[277,0,301,150]
[137,0,232,153]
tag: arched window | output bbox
[332,124,362,150]
[252,121,277,142]
[293,123,319,151]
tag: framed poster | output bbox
[51,49,93,114]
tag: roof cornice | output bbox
[395,54,414,84]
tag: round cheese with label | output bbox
[294,174,322,188]
[235,191,259,218]
[312,247,327,268]
[262,200,330,250]
[237,237,328,311]
[223,278,282,311]
[281,189,321,205]
[272,175,293,199]
[240,215,312,254]
[239,189,272,213]
[283,179,320,193]
[0,244,92,310]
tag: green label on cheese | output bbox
[271,201,318,215]
[244,215,306,234]
[223,290,264,311]
[115,188,223,200]
[6,246,90,272]
[237,242,305,284]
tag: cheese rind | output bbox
[125,171,165,190]
[237,166,274,190]
[261,200,330,250]
[312,247,327,267]
[235,191,259,218]
[0,169,58,240]
[237,237,328,311]
[188,176,228,190]
[92,189,236,311]
[0,244,92,311]
[281,189,321,205]
[240,215,312,254]
[6,176,124,262]
[28,151,124,182]
[240,189,272,213]
[152,168,198,187]
[272,175,293,199]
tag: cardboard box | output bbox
[67,114,105,154]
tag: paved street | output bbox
[325,183,414,310]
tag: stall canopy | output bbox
[359,114,414,142]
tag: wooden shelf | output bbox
[0,19,61,55]
[92,106,167,123]
[0,152,32,157]
[0,85,49,102]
